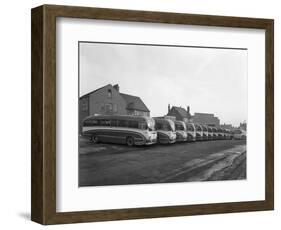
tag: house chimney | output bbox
[168,104,171,113]
[113,84,119,92]
[187,106,190,114]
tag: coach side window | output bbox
[138,122,147,130]
[99,119,110,126]
[111,120,118,127]
[128,120,139,129]
[83,119,98,126]
[118,120,128,128]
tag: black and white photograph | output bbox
[78,41,247,187]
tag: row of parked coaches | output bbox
[82,115,243,146]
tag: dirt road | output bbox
[79,138,246,186]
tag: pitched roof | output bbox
[120,93,150,112]
[170,106,191,119]
[80,84,110,98]
[80,84,150,113]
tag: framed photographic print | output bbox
[31,4,274,225]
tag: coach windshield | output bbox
[167,120,175,132]
[187,124,195,131]
[195,124,202,131]
[175,122,186,131]
[146,118,156,131]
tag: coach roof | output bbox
[83,114,152,122]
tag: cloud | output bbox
[79,42,247,126]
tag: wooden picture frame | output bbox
[31,4,274,225]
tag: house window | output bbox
[107,89,112,98]
[82,101,88,112]
[113,104,118,113]
[105,103,113,114]
[100,103,105,112]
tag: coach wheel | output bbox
[126,136,134,146]
[91,136,99,144]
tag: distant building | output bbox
[192,112,220,127]
[79,84,150,132]
[239,122,247,131]
[166,105,192,122]
[220,123,234,130]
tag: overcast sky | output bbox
[79,42,247,126]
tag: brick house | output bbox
[79,84,150,132]
[192,112,220,127]
[166,104,192,122]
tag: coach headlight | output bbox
[147,132,156,140]
[170,132,176,140]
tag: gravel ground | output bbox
[207,151,246,181]
[79,137,246,186]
